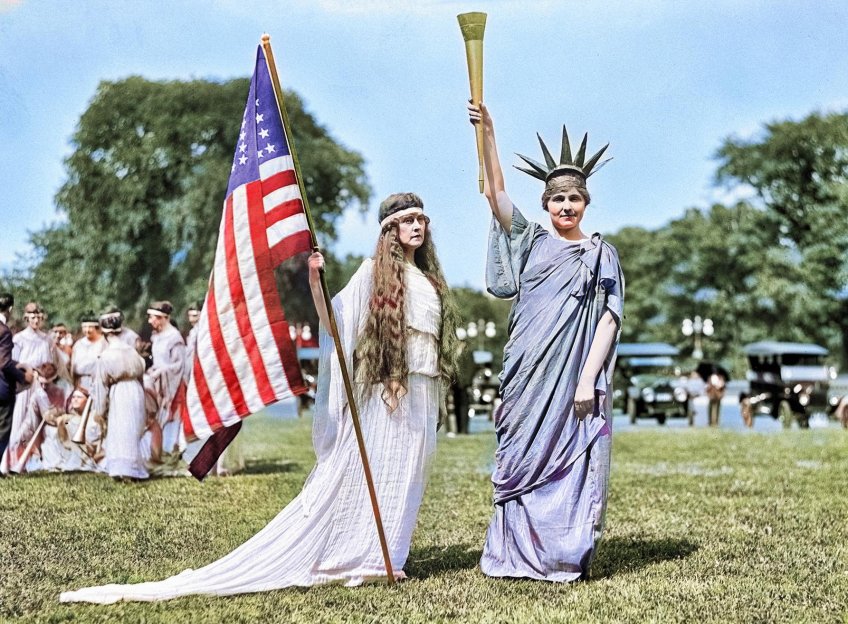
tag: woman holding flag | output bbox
[60,192,458,602]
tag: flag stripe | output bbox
[192,341,222,429]
[205,265,250,415]
[267,213,310,248]
[180,399,196,440]
[259,154,294,179]
[236,181,298,401]
[261,168,298,195]
[270,230,313,268]
[224,192,277,406]
[249,188,308,395]
[211,213,264,416]
[192,287,237,431]
[265,199,304,227]
[194,223,243,423]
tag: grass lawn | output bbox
[1,414,846,623]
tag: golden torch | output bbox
[458,11,487,193]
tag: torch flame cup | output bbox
[458,12,487,193]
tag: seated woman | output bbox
[33,383,102,472]
[60,192,458,603]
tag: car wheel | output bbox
[657,413,667,426]
[627,397,638,424]
[778,400,794,429]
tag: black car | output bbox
[617,343,691,425]
[739,341,835,428]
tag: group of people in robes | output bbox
[0,298,234,480]
[59,100,626,604]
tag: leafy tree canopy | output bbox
[14,76,370,327]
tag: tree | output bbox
[716,111,848,364]
[19,76,371,327]
[450,287,512,386]
[607,201,809,373]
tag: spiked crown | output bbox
[515,126,612,183]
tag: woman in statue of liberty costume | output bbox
[468,102,624,582]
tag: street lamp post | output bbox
[681,315,714,360]
[453,319,498,434]
[455,319,496,352]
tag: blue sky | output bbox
[2,0,848,289]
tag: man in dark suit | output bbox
[0,293,33,463]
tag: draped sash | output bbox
[486,207,623,504]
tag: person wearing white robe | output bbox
[60,192,458,603]
[31,383,103,472]
[183,302,200,383]
[1,303,65,473]
[24,364,67,471]
[115,325,140,350]
[71,314,106,391]
[144,301,185,456]
[100,307,140,350]
[95,314,148,481]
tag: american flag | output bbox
[181,45,312,476]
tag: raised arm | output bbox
[468,102,514,232]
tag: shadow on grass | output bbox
[242,460,302,475]
[405,543,483,578]
[405,537,697,581]
[592,536,699,579]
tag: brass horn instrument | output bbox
[13,419,46,473]
[71,395,94,445]
[457,11,487,193]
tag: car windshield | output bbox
[780,354,824,366]
[749,353,825,370]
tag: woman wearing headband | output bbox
[0,302,64,474]
[469,102,624,582]
[61,192,458,603]
[92,310,148,481]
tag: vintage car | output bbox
[739,341,835,428]
[467,349,502,419]
[616,343,692,425]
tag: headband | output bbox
[380,207,425,229]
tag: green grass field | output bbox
[1,414,846,623]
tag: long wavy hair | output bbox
[354,195,459,412]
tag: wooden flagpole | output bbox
[260,34,396,585]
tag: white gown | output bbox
[28,383,68,472]
[145,324,186,454]
[115,326,140,350]
[96,338,149,480]
[71,336,106,391]
[0,327,61,473]
[60,259,441,603]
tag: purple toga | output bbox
[481,206,624,581]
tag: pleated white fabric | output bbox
[91,337,149,480]
[60,260,441,603]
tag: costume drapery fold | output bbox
[485,207,623,505]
